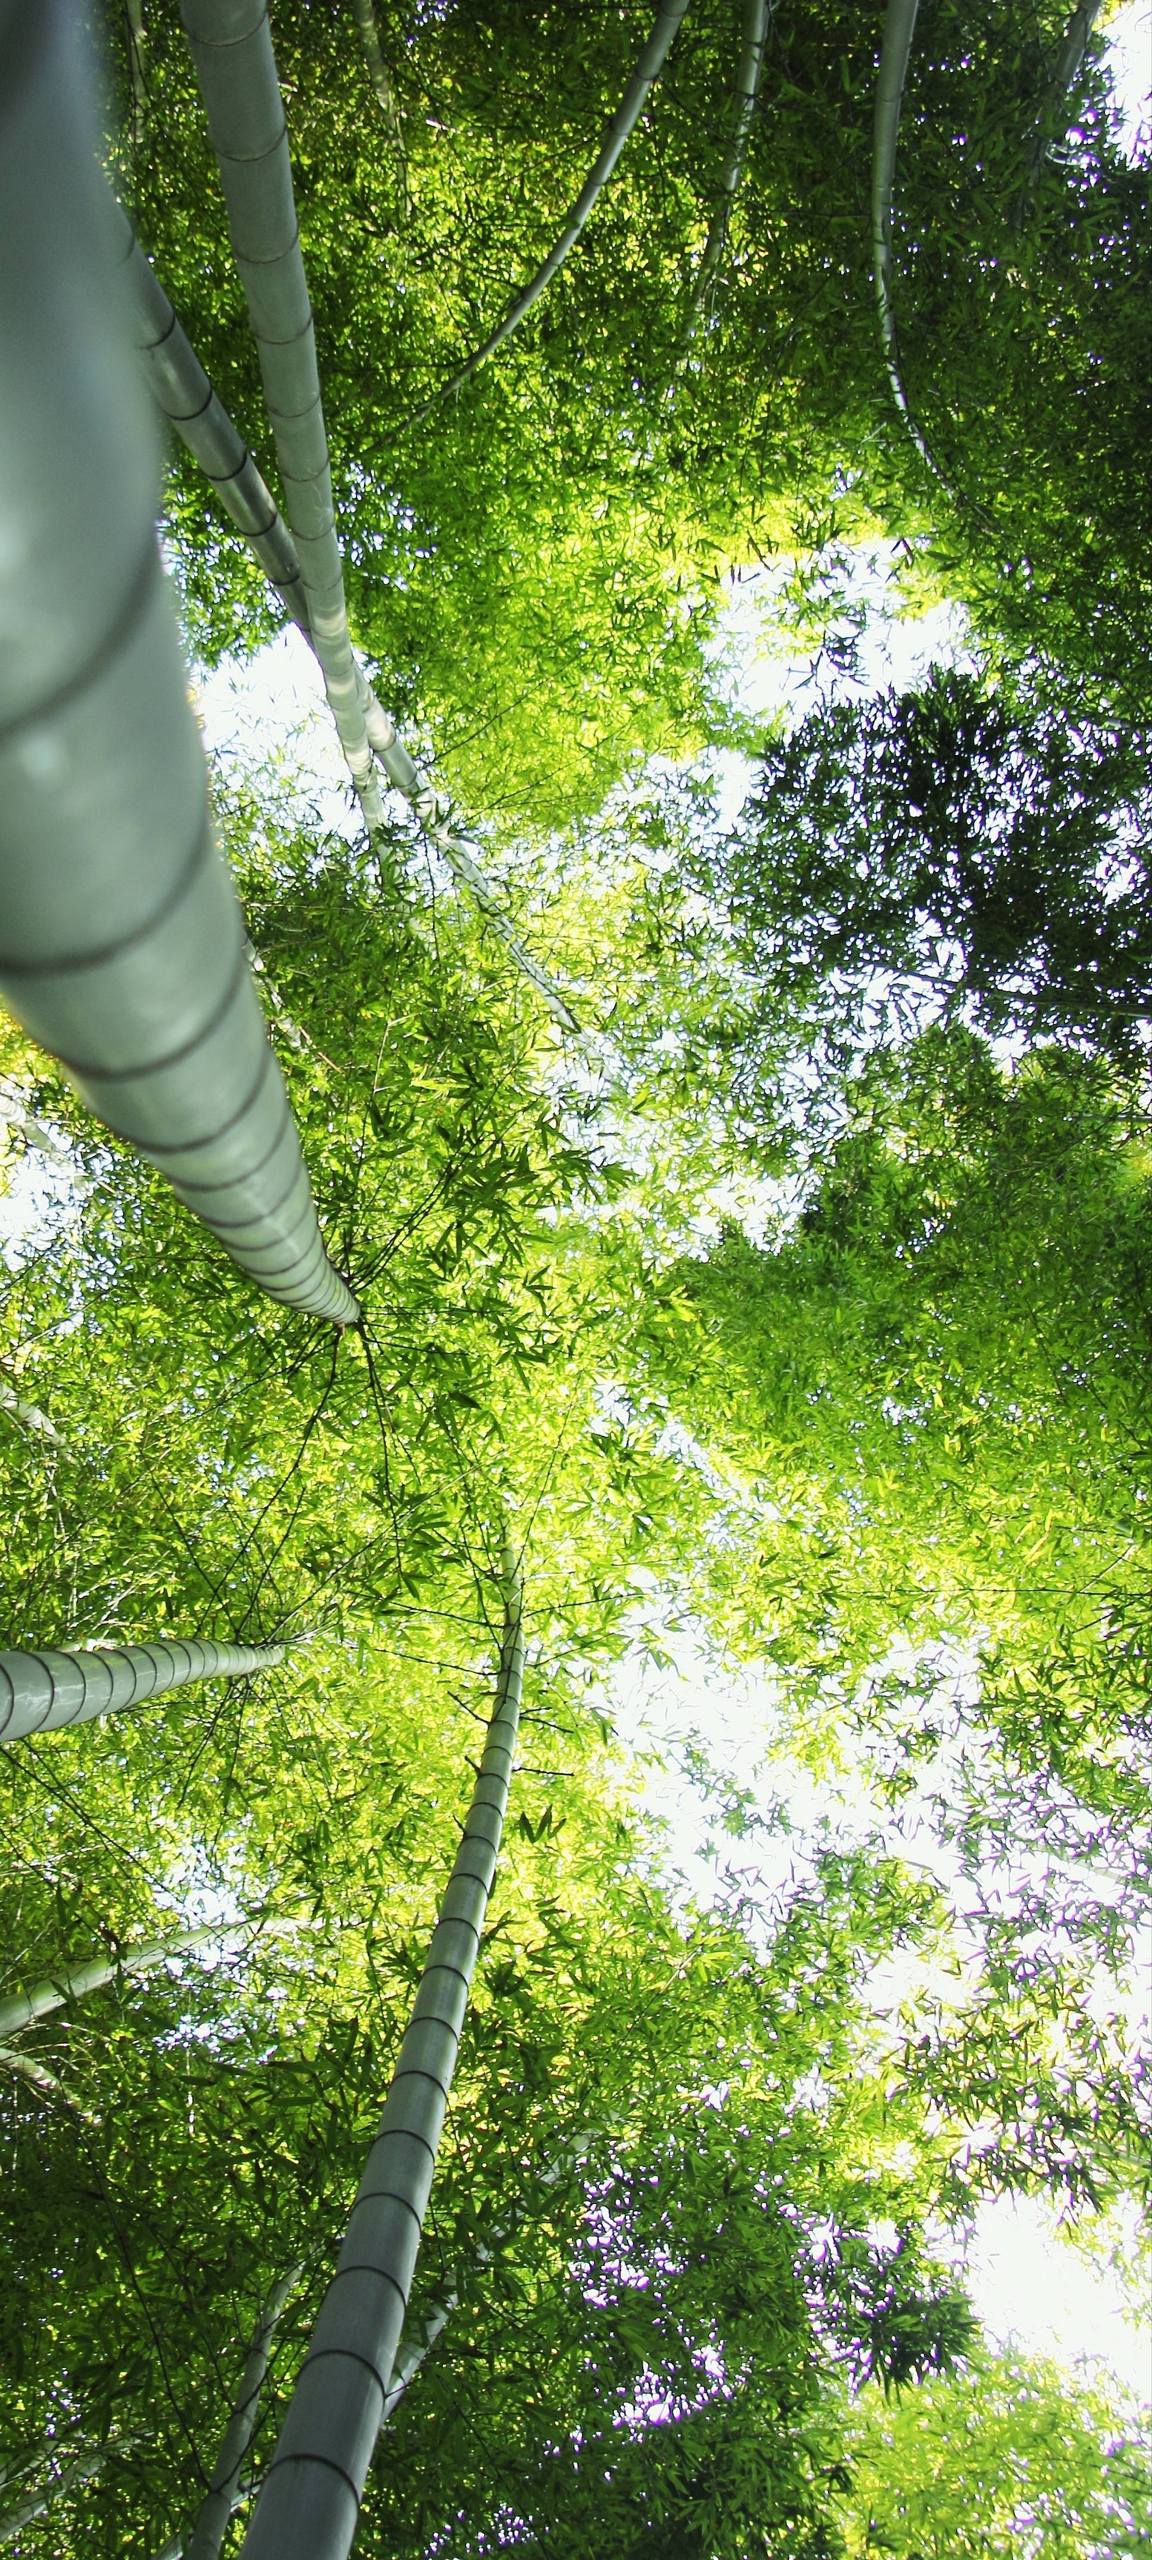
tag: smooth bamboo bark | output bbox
[417,0,692,417]
[1013,0,1107,227]
[0,1923,249,2040]
[871,0,944,485]
[178,0,383,837]
[241,1545,526,2560]
[0,2446,114,2549]
[186,2265,304,2560]
[0,1637,284,1746]
[686,0,771,325]
[117,224,578,1032]
[0,2042,96,2123]
[351,0,409,215]
[0,1,359,1328]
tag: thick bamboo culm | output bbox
[687,0,771,323]
[118,220,578,1031]
[241,1548,526,2560]
[178,0,384,836]
[871,0,942,484]
[0,1638,285,1746]
[0,1,359,1329]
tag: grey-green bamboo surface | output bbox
[186,2265,304,2560]
[871,0,942,483]
[416,0,693,418]
[241,1548,526,2559]
[179,0,383,835]
[0,1637,285,1745]
[0,1925,232,2040]
[0,0,359,1328]
[687,0,771,323]
[120,216,578,1031]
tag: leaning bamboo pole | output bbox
[686,0,771,326]
[0,1923,245,2039]
[186,2265,304,2560]
[178,0,383,837]
[0,0,359,1328]
[871,0,945,486]
[0,1637,284,1747]
[241,1544,525,2560]
[412,0,692,420]
[351,0,409,216]
[116,219,578,1030]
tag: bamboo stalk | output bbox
[0,1637,285,1746]
[240,1543,526,2560]
[0,2445,115,2550]
[412,0,692,421]
[0,0,359,1329]
[0,1923,246,2039]
[117,222,579,1031]
[871,0,945,486]
[1012,0,1108,228]
[351,0,409,216]
[186,2265,304,2560]
[178,0,383,837]
[0,2042,98,2124]
[686,0,771,326]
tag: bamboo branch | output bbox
[186,2265,304,2560]
[0,2042,99,2125]
[351,0,409,216]
[116,221,579,1031]
[686,0,772,327]
[0,1,359,1329]
[241,1540,526,2560]
[178,0,383,836]
[411,0,692,421]
[0,1637,285,1746]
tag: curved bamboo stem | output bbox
[351,0,409,215]
[178,0,383,836]
[240,1542,525,2560]
[186,2265,304,2560]
[1013,0,1107,228]
[686,0,771,327]
[0,1637,285,1746]
[118,223,578,1031]
[0,2,359,1329]
[871,0,946,486]
[412,0,692,421]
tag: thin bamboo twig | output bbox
[0,1637,285,1746]
[178,0,383,835]
[186,2265,304,2560]
[241,1541,526,2560]
[410,0,692,423]
[686,0,771,327]
[351,0,409,216]
[117,221,579,1031]
[0,0,359,1328]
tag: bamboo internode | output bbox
[241,1549,525,2560]
[0,1637,285,1745]
[0,0,359,1328]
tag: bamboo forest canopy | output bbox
[0,0,1149,2555]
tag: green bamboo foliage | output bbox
[118,226,579,1030]
[417,0,693,416]
[686,0,772,326]
[0,1637,285,1746]
[871,0,945,485]
[178,0,384,837]
[0,0,359,1328]
[241,1545,526,2560]
[1013,0,1108,227]
[185,2265,304,2560]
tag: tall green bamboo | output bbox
[686,0,772,326]
[0,1637,285,1746]
[871,0,944,485]
[241,1544,525,2559]
[350,0,409,216]
[0,1923,250,2039]
[118,222,578,1031]
[185,2265,304,2560]
[414,0,693,418]
[178,0,383,837]
[0,0,358,1327]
